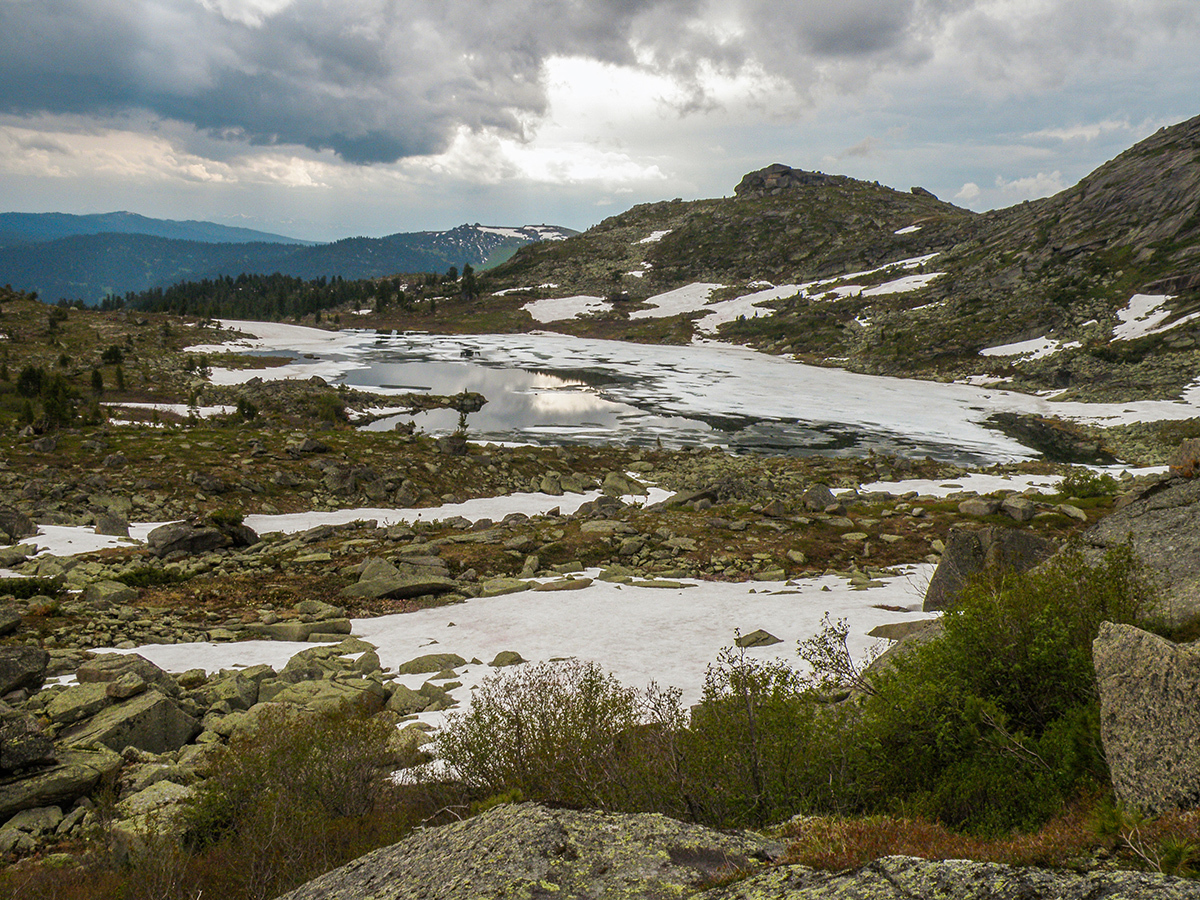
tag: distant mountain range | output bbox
[0,214,575,304]
[0,211,314,248]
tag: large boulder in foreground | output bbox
[276,802,779,900]
[274,803,1196,900]
[923,525,1057,611]
[1094,621,1200,814]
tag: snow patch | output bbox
[630,283,725,320]
[980,336,1081,361]
[1112,294,1200,341]
[636,229,672,244]
[894,225,922,235]
[523,295,612,323]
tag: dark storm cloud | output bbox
[1,1,1196,165]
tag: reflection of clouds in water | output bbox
[526,388,619,416]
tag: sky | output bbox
[1,1,1198,243]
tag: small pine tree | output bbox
[91,368,104,395]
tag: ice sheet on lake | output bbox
[191,323,1200,463]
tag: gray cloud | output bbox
[1,1,1197,166]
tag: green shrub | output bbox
[436,659,676,811]
[114,568,190,589]
[682,646,850,827]
[206,508,245,528]
[853,545,1159,833]
[1059,467,1119,498]
[181,707,406,899]
[2,577,64,600]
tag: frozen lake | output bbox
[200,323,1200,465]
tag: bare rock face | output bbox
[1094,622,1200,814]
[734,164,842,198]
[922,526,1057,611]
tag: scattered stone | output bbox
[532,577,593,592]
[0,646,49,696]
[0,607,21,637]
[0,705,56,773]
[958,498,1000,517]
[0,509,37,544]
[396,653,466,675]
[59,690,201,755]
[81,580,139,607]
[94,511,130,537]
[799,483,836,510]
[735,629,781,648]
[489,651,526,667]
[0,746,122,820]
[1000,496,1037,521]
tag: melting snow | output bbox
[93,565,938,717]
[894,225,923,235]
[523,295,612,323]
[1112,294,1200,341]
[629,283,725,320]
[637,230,672,244]
[980,337,1081,360]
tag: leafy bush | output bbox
[180,707,408,900]
[436,659,666,810]
[206,507,245,528]
[852,545,1159,833]
[682,646,853,827]
[114,568,190,589]
[1059,467,1119,498]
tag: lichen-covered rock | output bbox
[695,855,1200,899]
[1094,621,1200,814]
[275,803,780,900]
[59,689,200,755]
[0,746,121,820]
[0,704,56,773]
[395,653,466,675]
[76,653,180,698]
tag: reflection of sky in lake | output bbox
[345,357,719,449]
